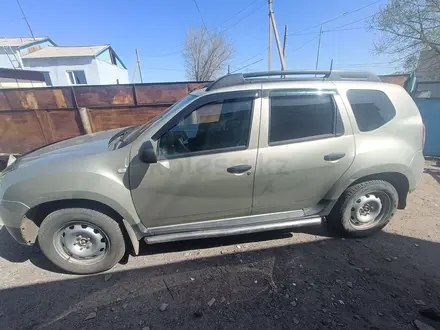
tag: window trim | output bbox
[152,90,260,140]
[154,90,259,160]
[346,89,396,132]
[66,70,87,85]
[267,89,342,147]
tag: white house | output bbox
[0,37,128,86]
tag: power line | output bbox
[326,26,366,33]
[329,14,373,30]
[289,0,381,35]
[336,61,395,66]
[234,47,269,67]
[143,0,265,58]
[192,0,207,31]
[220,1,266,34]
[144,67,185,71]
[291,35,319,52]
[289,26,366,37]
[231,58,264,73]
[216,0,260,30]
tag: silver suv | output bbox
[0,70,425,274]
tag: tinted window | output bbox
[269,94,338,144]
[414,82,440,99]
[347,90,396,132]
[158,99,252,157]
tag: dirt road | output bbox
[1,161,440,330]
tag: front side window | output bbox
[269,93,340,144]
[67,70,87,85]
[347,89,396,132]
[158,98,253,157]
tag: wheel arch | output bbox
[325,169,410,210]
[348,172,409,209]
[21,199,140,255]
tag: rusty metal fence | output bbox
[0,82,208,155]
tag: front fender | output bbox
[2,162,142,227]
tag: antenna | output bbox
[329,59,334,73]
[16,0,35,40]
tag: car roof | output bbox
[190,70,394,97]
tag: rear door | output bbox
[252,89,355,215]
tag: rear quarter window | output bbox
[347,90,396,132]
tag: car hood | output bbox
[17,128,125,164]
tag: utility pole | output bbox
[282,24,288,58]
[16,0,35,40]
[269,1,286,70]
[315,25,323,70]
[135,49,143,83]
[268,0,272,71]
[228,65,230,74]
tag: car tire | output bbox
[328,180,398,237]
[38,208,126,274]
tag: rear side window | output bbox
[269,93,343,144]
[347,90,396,132]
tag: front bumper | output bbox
[0,199,30,245]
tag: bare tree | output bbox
[369,0,440,70]
[182,27,233,81]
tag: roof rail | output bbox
[206,70,381,91]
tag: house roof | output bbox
[379,74,410,88]
[0,37,48,47]
[21,45,109,59]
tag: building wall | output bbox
[96,48,126,70]
[22,56,101,85]
[96,49,112,63]
[0,47,22,69]
[415,49,440,81]
[0,77,45,88]
[95,58,129,84]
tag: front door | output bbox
[130,92,261,227]
[252,89,356,214]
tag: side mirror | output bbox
[138,141,157,163]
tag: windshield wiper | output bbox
[108,126,138,150]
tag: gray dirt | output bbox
[1,160,440,329]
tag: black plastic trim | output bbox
[156,145,248,161]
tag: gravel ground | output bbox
[1,160,440,330]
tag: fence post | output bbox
[78,107,93,134]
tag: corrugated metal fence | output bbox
[0,82,207,155]
[413,81,440,157]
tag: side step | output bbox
[144,217,322,244]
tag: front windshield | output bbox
[121,93,198,145]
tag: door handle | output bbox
[324,153,346,161]
[227,165,252,174]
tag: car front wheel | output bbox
[38,208,126,274]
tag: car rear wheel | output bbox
[38,208,126,274]
[328,180,398,237]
